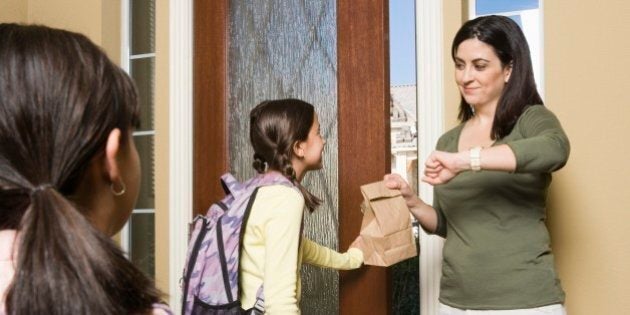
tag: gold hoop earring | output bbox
[111,181,126,196]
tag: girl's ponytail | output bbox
[7,185,160,315]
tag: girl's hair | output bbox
[452,15,543,140]
[0,24,162,314]
[249,99,322,212]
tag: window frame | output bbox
[119,0,157,273]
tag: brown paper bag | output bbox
[357,181,417,266]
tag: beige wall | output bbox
[443,1,464,130]
[545,1,630,314]
[0,0,27,23]
[0,0,120,63]
[27,0,103,43]
[154,0,170,297]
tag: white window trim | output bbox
[416,1,445,314]
[168,0,193,311]
[120,4,192,313]
[120,0,194,309]
[119,0,161,259]
[119,0,131,255]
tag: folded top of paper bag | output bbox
[360,181,411,236]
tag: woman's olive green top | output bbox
[432,105,570,310]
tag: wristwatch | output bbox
[470,146,482,172]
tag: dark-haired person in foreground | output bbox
[0,23,171,314]
[385,15,570,314]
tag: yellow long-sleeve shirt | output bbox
[239,185,363,314]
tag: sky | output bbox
[389,0,416,86]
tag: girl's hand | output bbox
[383,173,424,209]
[422,151,467,185]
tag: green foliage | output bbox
[391,252,419,314]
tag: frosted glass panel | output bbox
[131,0,155,55]
[129,213,155,278]
[228,1,338,314]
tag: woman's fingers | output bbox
[384,176,403,190]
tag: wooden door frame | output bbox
[193,0,392,313]
[193,0,229,215]
[337,0,391,314]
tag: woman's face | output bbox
[454,38,512,109]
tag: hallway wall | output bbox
[545,1,630,313]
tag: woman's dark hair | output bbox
[452,15,543,140]
[250,99,322,212]
[0,24,162,314]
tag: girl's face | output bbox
[298,113,326,171]
[454,38,512,109]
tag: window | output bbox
[389,0,420,313]
[121,0,156,278]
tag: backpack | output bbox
[181,172,294,315]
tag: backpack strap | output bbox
[252,286,265,314]
[219,173,241,196]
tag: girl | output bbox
[0,24,170,314]
[241,99,364,314]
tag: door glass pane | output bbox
[131,0,155,55]
[129,212,155,278]
[390,0,420,314]
[130,57,155,131]
[133,135,154,209]
[125,0,156,284]
[228,1,338,314]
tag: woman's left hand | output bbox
[422,151,467,185]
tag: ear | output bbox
[104,128,123,184]
[292,140,305,159]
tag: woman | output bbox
[0,24,170,314]
[385,16,569,314]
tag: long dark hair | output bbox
[452,15,543,140]
[0,24,162,314]
[249,99,322,212]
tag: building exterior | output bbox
[390,84,418,191]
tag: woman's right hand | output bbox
[383,173,424,210]
[383,173,439,234]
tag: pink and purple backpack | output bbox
[181,172,294,315]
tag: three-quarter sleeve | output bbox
[301,238,363,270]
[506,105,570,173]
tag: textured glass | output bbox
[129,212,155,278]
[133,135,154,209]
[130,57,155,131]
[131,0,155,55]
[228,1,338,314]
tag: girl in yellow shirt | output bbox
[242,99,364,314]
